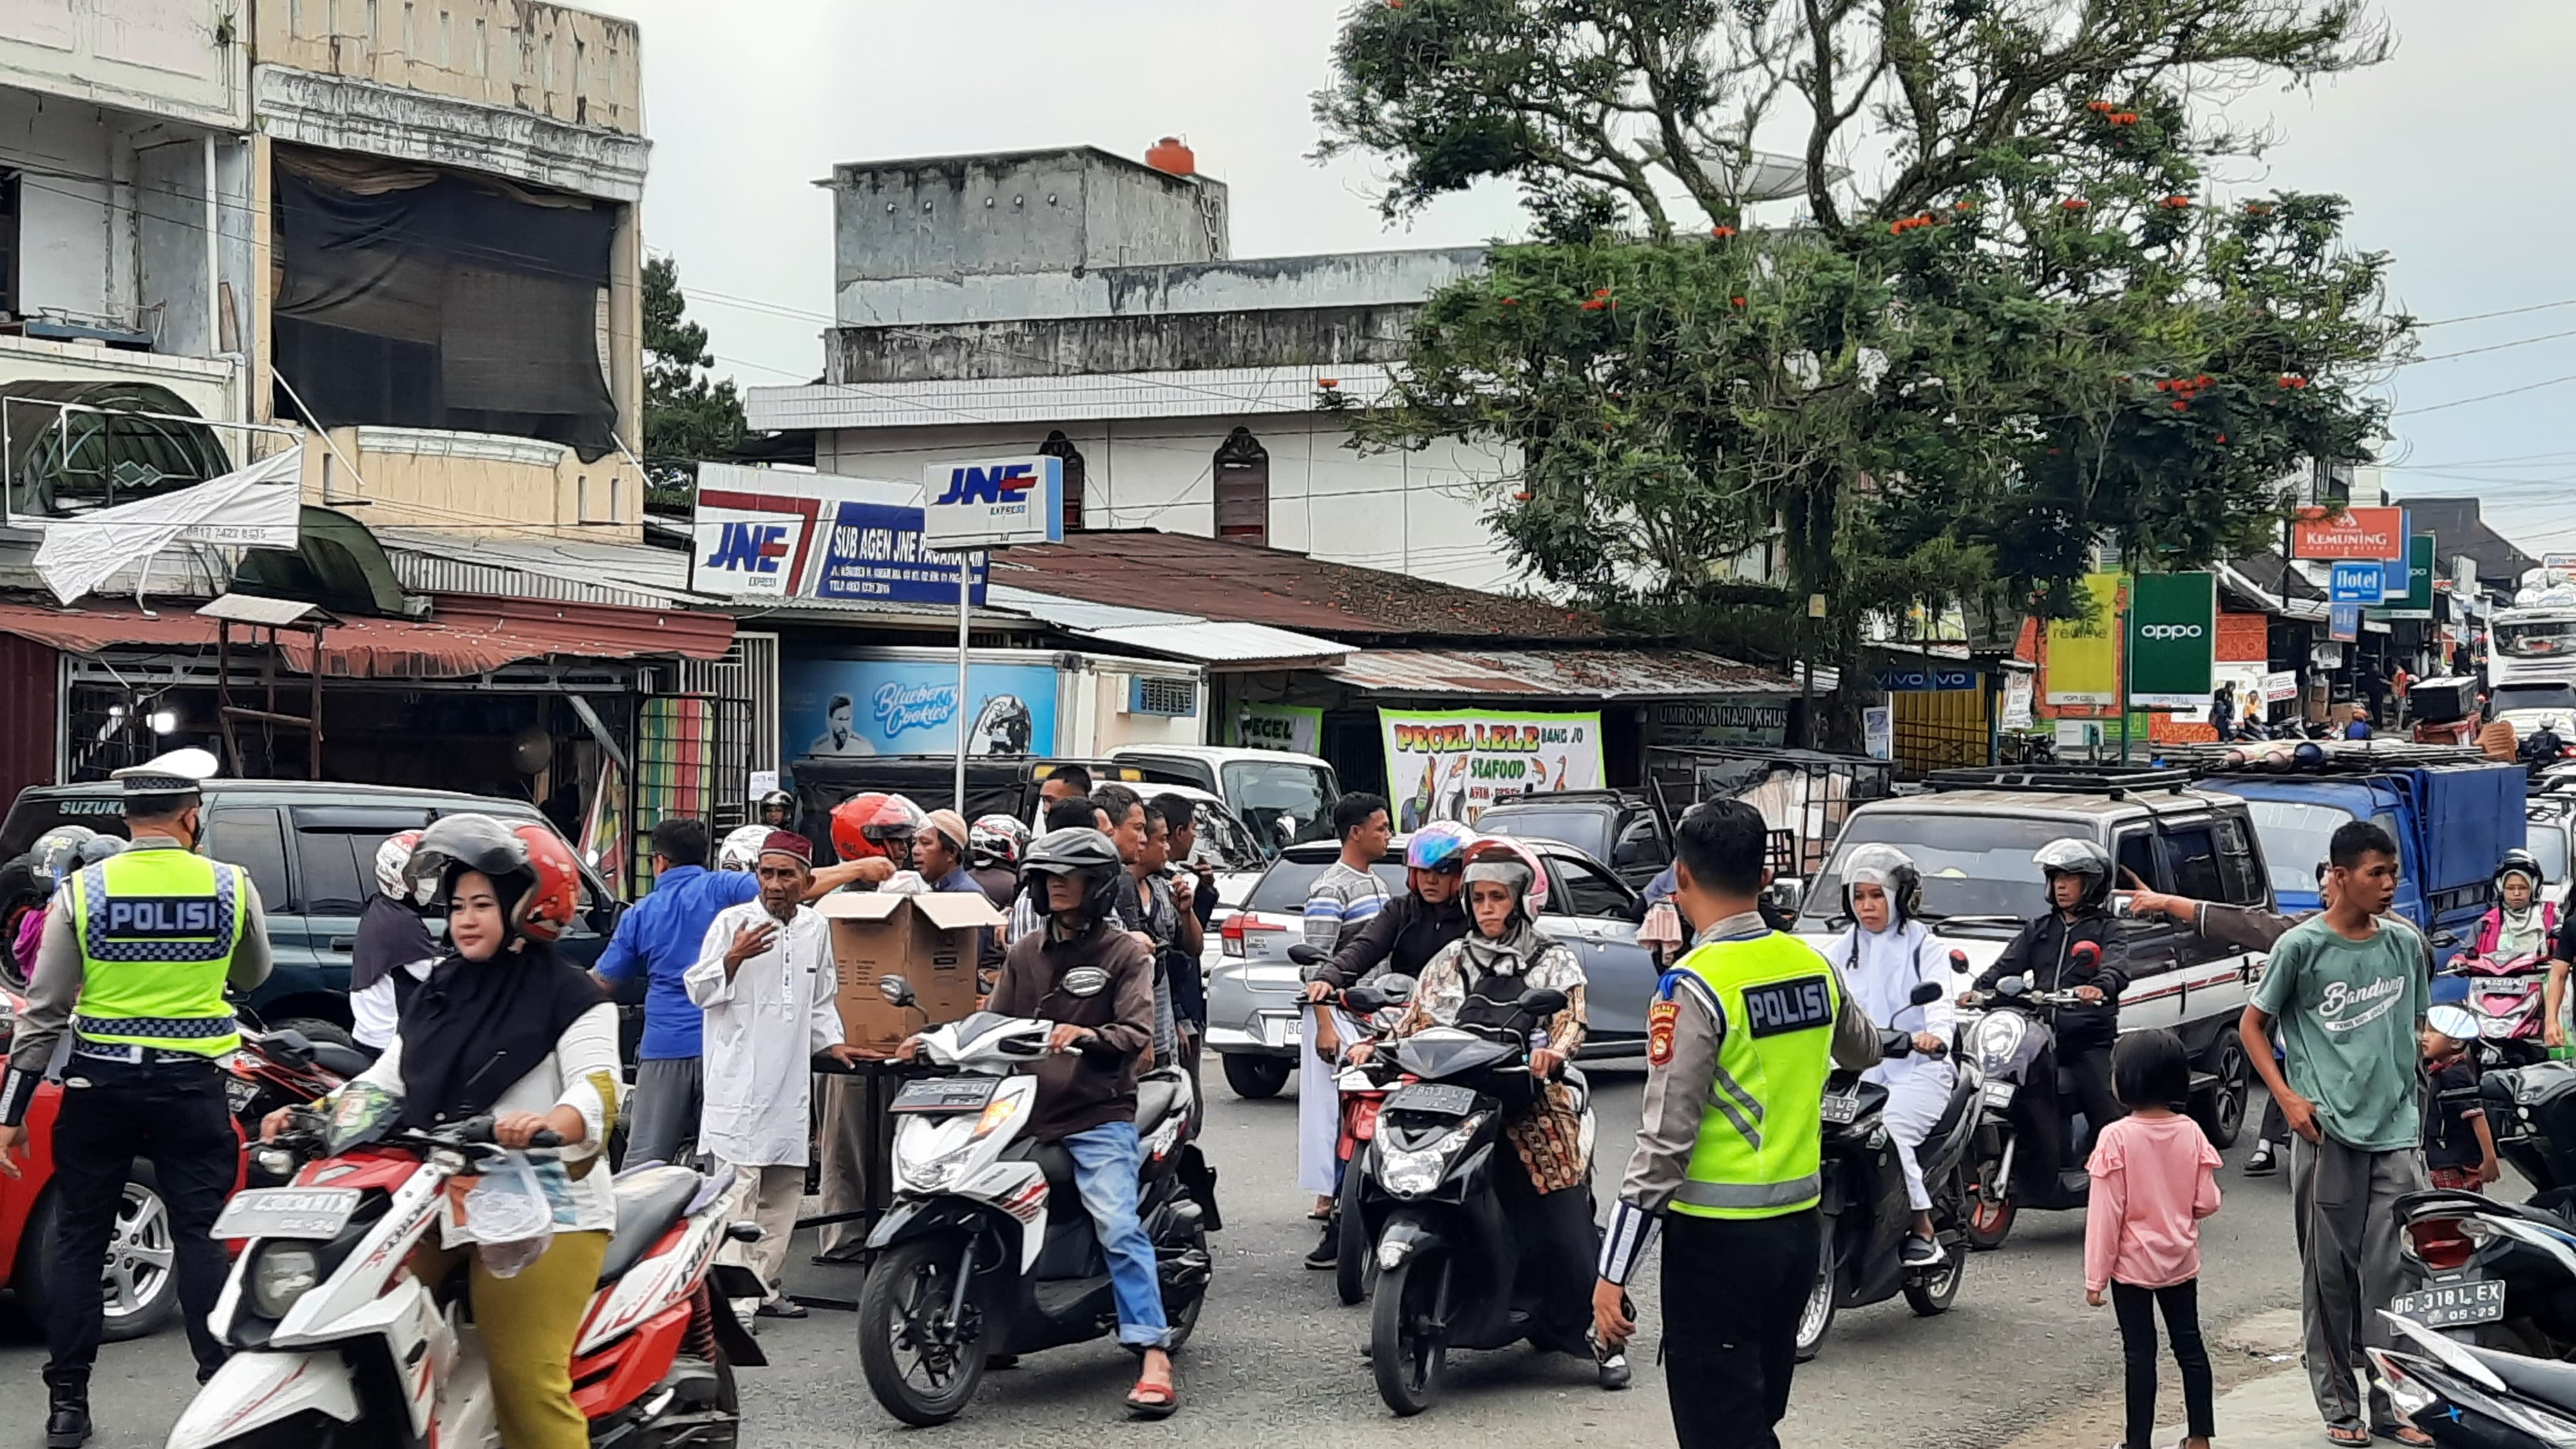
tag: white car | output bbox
[1108,744,1343,854]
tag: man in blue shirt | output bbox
[600,817,880,1166]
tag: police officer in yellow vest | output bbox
[1592,800,1879,1449]
[0,748,272,1449]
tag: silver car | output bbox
[1205,835,1660,1099]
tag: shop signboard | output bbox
[1873,666,1978,692]
[2262,670,2300,703]
[2291,507,2407,562]
[811,497,986,604]
[2126,573,2216,708]
[690,506,806,599]
[923,455,1063,551]
[2000,672,2036,731]
[2329,603,2362,643]
[1380,708,1603,829]
[2367,534,2436,621]
[1647,698,1793,748]
[782,654,1059,759]
[1231,704,1325,755]
[2329,562,2385,603]
[2045,573,2124,705]
[692,463,985,606]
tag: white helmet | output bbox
[375,829,424,900]
[717,824,772,872]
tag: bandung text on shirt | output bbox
[2317,974,2409,1034]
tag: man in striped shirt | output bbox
[1296,793,1392,1259]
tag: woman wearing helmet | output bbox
[347,829,439,1054]
[1969,837,2128,1190]
[1354,836,1623,1387]
[2477,849,2555,963]
[266,814,614,1449]
[5,826,100,981]
[1300,820,1475,1001]
[924,826,1179,1414]
[1826,844,1958,1267]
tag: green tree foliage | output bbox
[1314,0,2407,645]
[643,256,748,512]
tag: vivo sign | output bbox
[923,455,1064,551]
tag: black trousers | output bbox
[2023,1038,2123,1188]
[1494,1160,1599,1354]
[1661,1208,1820,1449]
[2112,1278,2215,1447]
[42,1056,235,1396]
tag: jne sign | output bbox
[924,456,1065,552]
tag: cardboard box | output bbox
[820,890,1004,1056]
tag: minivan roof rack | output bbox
[2161,740,2494,777]
[1922,765,2195,799]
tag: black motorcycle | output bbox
[1796,980,1980,1361]
[1955,973,2099,1249]
[1354,982,1589,1416]
[2393,1061,2576,1359]
[2374,1308,2576,1446]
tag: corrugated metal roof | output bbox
[1081,620,1349,666]
[1321,647,1803,699]
[0,594,733,677]
[745,365,1401,431]
[986,585,1197,632]
[379,528,701,611]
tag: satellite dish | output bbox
[1695,149,1848,204]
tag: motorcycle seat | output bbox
[309,1041,374,1078]
[1929,1075,1977,1140]
[1136,1070,1185,1134]
[2465,1340,2576,1418]
[599,1165,701,1287]
[1007,1137,1081,1198]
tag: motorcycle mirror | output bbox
[1909,981,1944,1006]
[2070,941,2101,965]
[1880,1028,1913,1057]
[1342,987,1387,1015]
[1520,987,1571,1017]
[878,974,918,1009]
[1286,943,1327,967]
[1947,949,1969,971]
[268,1028,317,1066]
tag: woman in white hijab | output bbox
[1830,843,1958,1266]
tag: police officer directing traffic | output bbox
[1592,800,1879,1449]
[0,748,272,1449]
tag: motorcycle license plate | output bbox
[223,1074,263,1115]
[2391,1278,2505,1328]
[890,1076,999,1115]
[1982,1080,2016,1112]
[1386,1083,1479,1118]
[1821,1090,1863,1125]
[212,1187,361,1240]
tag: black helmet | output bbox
[403,813,582,945]
[2497,848,2545,895]
[1840,843,1923,925]
[28,826,97,891]
[2032,837,2114,909]
[1020,827,1124,922]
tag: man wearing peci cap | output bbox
[684,832,865,1317]
[0,748,273,1447]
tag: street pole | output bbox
[953,553,973,814]
[2116,574,2133,766]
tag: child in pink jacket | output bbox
[2085,1028,2222,1449]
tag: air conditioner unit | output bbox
[1125,675,1198,718]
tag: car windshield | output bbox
[1242,856,1408,914]
[2531,820,2571,884]
[2494,683,2576,717]
[1224,761,1340,851]
[1800,812,2088,926]
[1475,807,1611,862]
[2495,616,2576,659]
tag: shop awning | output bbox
[0,592,732,679]
[1320,647,1816,699]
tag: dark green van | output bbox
[1,781,621,1045]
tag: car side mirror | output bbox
[1909,981,1944,1007]
[586,897,625,936]
[1520,987,1570,1017]
[878,975,917,1009]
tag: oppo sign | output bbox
[2138,623,2206,641]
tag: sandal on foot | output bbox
[1126,1379,1179,1419]
[2372,1427,2433,1446]
[2325,1424,2371,1446]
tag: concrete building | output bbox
[745,143,1528,591]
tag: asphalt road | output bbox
[0,1066,2305,1448]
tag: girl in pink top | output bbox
[2085,1029,2222,1449]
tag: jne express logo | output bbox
[703,522,791,575]
[933,463,1038,511]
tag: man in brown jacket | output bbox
[979,828,1177,1415]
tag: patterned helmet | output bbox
[28,826,98,890]
[971,813,1034,870]
[404,814,582,945]
[374,829,424,900]
[1405,820,1475,873]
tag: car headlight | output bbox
[249,1244,323,1318]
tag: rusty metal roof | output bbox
[992,529,1613,641]
[1320,647,1801,699]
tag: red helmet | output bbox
[830,792,927,862]
[1459,835,1551,918]
[403,813,582,945]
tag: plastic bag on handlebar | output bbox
[459,1155,556,1277]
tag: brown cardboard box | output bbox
[820,890,1005,1056]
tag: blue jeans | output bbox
[1062,1121,1170,1348]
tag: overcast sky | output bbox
[594,0,2576,567]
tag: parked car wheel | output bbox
[1221,1053,1291,1100]
[13,1162,180,1341]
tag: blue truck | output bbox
[2197,749,2526,967]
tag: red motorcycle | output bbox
[224,1021,366,1184]
[2450,951,2552,1068]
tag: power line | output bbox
[2409,327,2576,365]
[2394,372,2576,417]
[2416,298,2576,330]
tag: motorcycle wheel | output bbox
[857,1236,988,1427]
[1792,1226,1836,1363]
[2191,1034,2249,1149]
[1164,1216,1209,1350]
[1370,1250,1450,1416]
[1962,1159,2016,1252]
[1334,1171,1371,1306]
[1904,1180,1967,1317]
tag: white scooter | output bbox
[855,975,1217,1426]
[165,1084,768,1449]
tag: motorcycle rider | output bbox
[756,788,798,832]
[1825,845,1956,1267]
[905,828,1177,1417]
[2480,849,2556,963]
[1302,820,1475,995]
[1350,836,1624,1388]
[1966,838,2127,1191]
[350,830,439,1055]
[969,813,1033,909]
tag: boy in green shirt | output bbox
[2242,820,2432,1447]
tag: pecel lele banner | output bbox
[1380,708,1602,829]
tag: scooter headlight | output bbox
[1975,1011,2027,1071]
[249,1243,323,1318]
[1374,1115,1484,1199]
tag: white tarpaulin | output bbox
[32,446,302,605]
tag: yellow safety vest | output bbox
[1669,931,1841,1220]
[64,844,245,1057]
